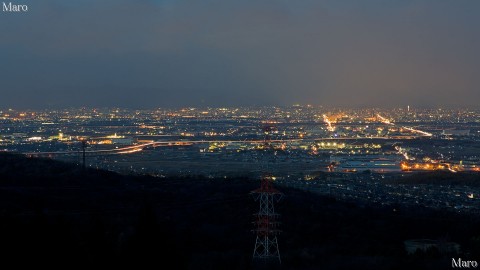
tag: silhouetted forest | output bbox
[0,153,479,269]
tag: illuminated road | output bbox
[377,114,432,137]
[322,114,335,132]
[24,139,302,156]
[401,127,433,137]
[376,114,394,126]
[22,135,429,157]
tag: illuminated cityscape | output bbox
[1,106,480,214]
[2,0,480,268]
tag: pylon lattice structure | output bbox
[251,175,283,263]
[251,124,283,263]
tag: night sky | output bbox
[1,0,479,108]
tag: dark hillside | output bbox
[0,153,479,269]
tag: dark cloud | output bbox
[0,0,479,108]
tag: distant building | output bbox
[111,137,134,145]
[330,155,402,173]
[442,129,470,136]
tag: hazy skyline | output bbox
[1,0,479,109]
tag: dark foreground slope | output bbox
[0,153,479,270]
